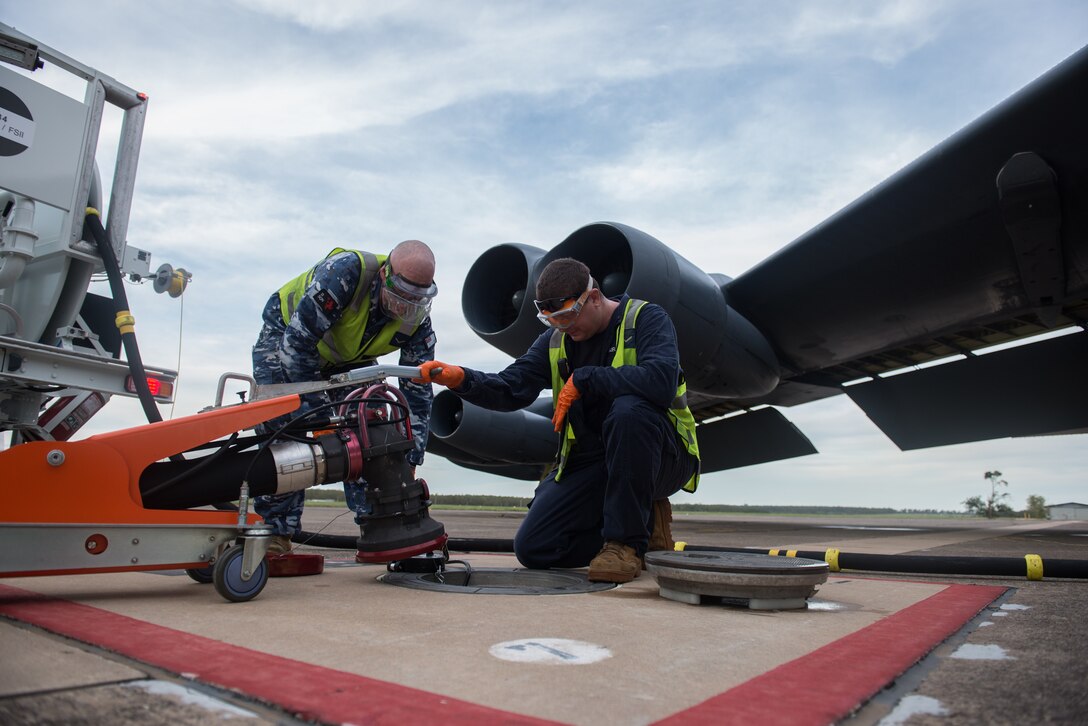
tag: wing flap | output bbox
[697,407,817,472]
[846,332,1088,450]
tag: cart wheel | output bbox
[185,566,214,584]
[213,545,268,602]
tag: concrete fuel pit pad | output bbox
[0,552,1004,725]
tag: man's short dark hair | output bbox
[535,257,595,301]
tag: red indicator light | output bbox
[124,375,175,399]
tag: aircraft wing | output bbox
[428,45,1088,478]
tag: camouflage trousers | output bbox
[251,309,371,536]
[254,482,373,537]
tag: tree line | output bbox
[304,490,967,515]
[308,470,1051,519]
[962,471,1049,519]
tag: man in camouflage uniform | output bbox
[252,240,438,554]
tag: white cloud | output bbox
[4,1,1086,508]
[784,0,947,64]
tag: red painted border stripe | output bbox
[0,584,558,725]
[654,583,1006,726]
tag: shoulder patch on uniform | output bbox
[314,289,338,313]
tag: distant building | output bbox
[1047,502,1088,521]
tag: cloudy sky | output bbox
[5,1,1085,511]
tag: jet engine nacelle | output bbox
[430,390,556,466]
[461,242,548,359]
[462,222,780,398]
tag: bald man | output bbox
[251,241,438,556]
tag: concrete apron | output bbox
[0,552,1004,725]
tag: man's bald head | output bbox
[388,240,435,286]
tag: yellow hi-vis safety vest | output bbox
[277,248,420,369]
[548,298,700,492]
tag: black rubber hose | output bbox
[288,531,481,550]
[432,538,1087,581]
[679,545,1088,580]
[446,538,515,553]
[141,432,241,500]
[293,531,356,549]
[84,211,163,426]
[286,533,504,551]
[142,399,363,507]
[280,534,1088,580]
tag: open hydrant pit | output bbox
[379,567,617,595]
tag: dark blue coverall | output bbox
[452,294,697,568]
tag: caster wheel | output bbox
[185,565,214,584]
[213,545,269,602]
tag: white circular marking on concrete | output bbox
[489,638,612,665]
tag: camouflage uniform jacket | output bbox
[252,250,435,466]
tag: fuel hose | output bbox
[436,538,1088,581]
[84,208,163,426]
[674,545,1087,581]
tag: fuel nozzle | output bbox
[354,422,447,563]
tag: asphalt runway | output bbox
[301,507,1088,559]
[2,510,1086,725]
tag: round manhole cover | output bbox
[645,550,830,575]
[644,550,829,610]
[379,567,617,595]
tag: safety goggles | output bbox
[384,261,438,302]
[534,278,593,329]
[381,262,437,325]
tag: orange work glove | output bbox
[415,360,465,388]
[551,377,581,432]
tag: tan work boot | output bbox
[588,541,641,583]
[647,499,674,553]
[265,534,292,557]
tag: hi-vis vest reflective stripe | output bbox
[277,248,420,368]
[548,298,700,492]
